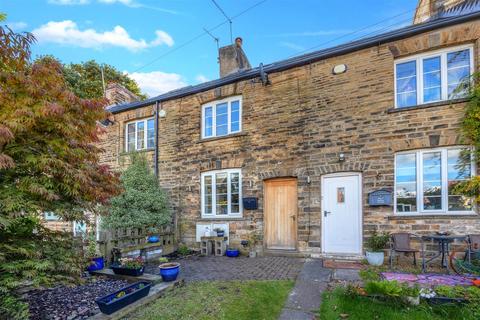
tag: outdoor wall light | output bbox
[159,109,167,118]
[339,153,345,162]
[332,64,347,75]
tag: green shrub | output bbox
[365,280,419,298]
[102,154,171,232]
[178,245,189,256]
[366,231,390,252]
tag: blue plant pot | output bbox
[159,263,180,282]
[96,281,151,315]
[226,249,239,257]
[147,235,160,243]
[87,256,104,272]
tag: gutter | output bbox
[154,101,160,177]
[108,10,480,114]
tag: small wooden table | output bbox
[422,234,467,273]
[200,236,228,256]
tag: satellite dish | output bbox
[259,63,270,85]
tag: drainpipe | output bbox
[154,101,160,177]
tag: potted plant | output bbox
[213,227,225,237]
[365,230,389,266]
[86,232,104,272]
[111,256,145,276]
[158,257,180,282]
[226,247,240,257]
[96,281,152,314]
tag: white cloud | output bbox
[6,21,28,31]
[150,30,174,47]
[127,71,187,97]
[48,0,90,4]
[32,20,174,52]
[195,74,209,83]
[279,41,306,52]
[49,0,179,14]
[98,0,132,4]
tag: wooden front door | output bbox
[264,178,297,250]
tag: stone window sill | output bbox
[387,98,469,113]
[199,217,245,221]
[198,132,248,143]
[388,213,478,220]
[119,148,155,156]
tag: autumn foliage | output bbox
[0,19,120,319]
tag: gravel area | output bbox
[25,277,129,320]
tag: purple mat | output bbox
[381,272,474,286]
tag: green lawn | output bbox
[320,288,477,320]
[124,280,294,320]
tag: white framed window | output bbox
[201,169,242,218]
[73,221,87,237]
[394,45,473,108]
[202,96,242,138]
[125,118,155,152]
[44,212,59,221]
[395,147,475,215]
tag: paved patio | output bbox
[146,255,305,281]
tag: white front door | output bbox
[322,173,362,255]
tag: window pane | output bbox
[204,106,213,137]
[231,100,240,132]
[216,173,228,215]
[230,172,239,213]
[147,119,155,148]
[447,49,470,98]
[396,153,417,212]
[136,121,145,149]
[216,103,228,136]
[396,61,417,108]
[423,152,442,210]
[447,149,472,211]
[204,175,212,214]
[127,123,136,152]
[423,57,441,103]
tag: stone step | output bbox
[91,268,164,285]
[262,249,310,258]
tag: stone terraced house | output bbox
[95,0,480,258]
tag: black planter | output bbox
[96,281,151,315]
[111,265,145,276]
[426,296,467,305]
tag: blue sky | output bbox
[2,0,418,97]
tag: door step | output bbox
[263,249,309,258]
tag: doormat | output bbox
[323,260,364,270]
[381,272,474,286]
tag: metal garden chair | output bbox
[389,232,425,271]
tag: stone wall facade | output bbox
[98,20,480,256]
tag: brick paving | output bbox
[146,255,305,282]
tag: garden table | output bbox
[422,234,467,273]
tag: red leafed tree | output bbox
[0,18,120,319]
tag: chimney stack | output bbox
[105,82,139,105]
[218,36,252,77]
[413,0,466,24]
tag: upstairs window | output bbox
[202,96,242,138]
[395,147,474,214]
[126,118,155,152]
[201,169,242,218]
[395,45,473,108]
